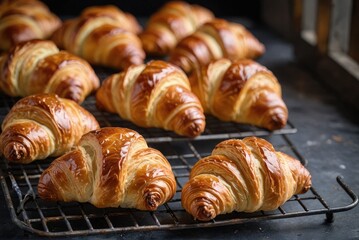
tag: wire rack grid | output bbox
[0,92,358,237]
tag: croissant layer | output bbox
[0,93,100,164]
[0,39,100,103]
[188,58,288,130]
[96,60,206,137]
[181,137,312,221]
[0,0,61,51]
[169,18,265,75]
[51,5,145,70]
[140,1,214,56]
[38,127,176,210]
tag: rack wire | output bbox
[0,93,358,237]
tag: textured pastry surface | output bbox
[181,137,312,221]
[189,58,288,130]
[0,39,100,103]
[0,93,100,164]
[169,18,265,75]
[139,1,214,56]
[51,5,145,70]
[96,60,206,137]
[80,5,142,34]
[0,0,61,51]
[38,127,176,210]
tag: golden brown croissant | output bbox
[182,137,312,221]
[96,60,206,138]
[80,5,142,34]
[38,127,176,210]
[51,5,145,70]
[0,39,100,103]
[188,58,288,130]
[0,93,100,164]
[169,18,265,75]
[139,1,214,56]
[0,0,61,51]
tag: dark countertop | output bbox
[0,21,358,239]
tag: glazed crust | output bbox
[38,127,176,210]
[51,5,145,70]
[169,18,265,75]
[0,0,61,51]
[139,1,214,56]
[0,39,100,103]
[181,137,312,221]
[96,60,206,137]
[0,93,100,164]
[189,58,288,130]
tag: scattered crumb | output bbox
[306,140,318,146]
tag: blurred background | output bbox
[41,0,262,20]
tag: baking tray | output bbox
[0,92,358,237]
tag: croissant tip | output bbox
[186,123,205,138]
[179,117,206,138]
[266,112,288,131]
[302,175,312,193]
[195,205,216,222]
[4,142,28,163]
[145,192,161,211]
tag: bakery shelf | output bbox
[0,110,357,237]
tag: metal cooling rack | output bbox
[81,95,298,142]
[0,92,298,143]
[0,92,358,237]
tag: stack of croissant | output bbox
[0,1,310,216]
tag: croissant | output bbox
[51,5,145,70]
[79,5,142,34]
[0,0,61,51]
[0,93,100,164]
[38,127,176,210]
[0,39,100,103]
[139,1,214,56]
[96,60,206,138]
[188,58,288,130]
[181,137,312,221]
[169,18,265,75]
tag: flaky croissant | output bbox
[51,5,145,70]
[139,1,214,56]
[182,137,312,221]
[169,18,265,75]
[0,39,100,103]
[0,93,100,164]
[79,5,142,34]
[38,127,176,210]
[188,58,288,130]
[0,0,61,51]
[96,60,206,138]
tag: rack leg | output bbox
[325,212,334,223]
